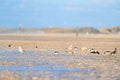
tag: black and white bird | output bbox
[54,51,59,56]
[90,51,100,54]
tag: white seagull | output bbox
[19,46,24,53]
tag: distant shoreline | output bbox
[0,26,120,34]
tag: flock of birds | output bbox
[67,45,117,55]
[8,44,117,55]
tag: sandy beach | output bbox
[0,33,120,80]
[0,33,120,51]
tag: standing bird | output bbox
[66,45,74,54]
[104,48,117,55]
[111,48,117,55]
[19,46,24,53]
[73,47,79,54]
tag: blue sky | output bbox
[0,0,120,28]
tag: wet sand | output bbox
[0,33,120,80]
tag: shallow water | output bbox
[0,49,120,80]
[0,65,99,79]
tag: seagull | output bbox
[19,46,24,53]
[66,45,74,54]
